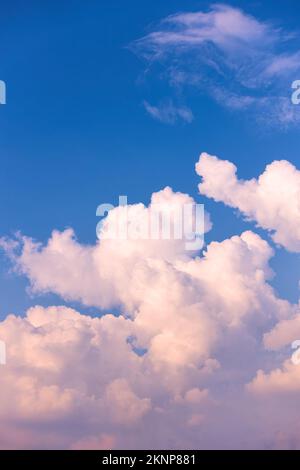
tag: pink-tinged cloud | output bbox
[1,153,300,448]
[196,152,300,252]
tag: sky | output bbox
[0,0,300,450]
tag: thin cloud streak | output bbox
[131,4,300,127]
[143,100,194,124]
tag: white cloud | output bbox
[0,306,146,448]
[1,223,296,447]
[247,358,300,395]
[105,379,151,425]
[132,4,300,127]
[137,4,273,53]
[1,152,300,448]
[196,152,300,252]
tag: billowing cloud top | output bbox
[0,150,300,449]
[196,152,300,252]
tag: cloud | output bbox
[248,360,300,395]
[264,315,300,351]
[1,187,213,311]
[194,150,300,429]
[247,305,300,397]
[0,225,295,448]
[0,306,148,448]
[196,152,300,252]
[1,152,300,448]
[134,4,273,54]
[70,434,116,450]
[1,229,297,448]
[131,4,300,127]
[143,100,194,124]
[105,379,151,425]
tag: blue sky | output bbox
[1,0,300,317]
[2,1,300,451]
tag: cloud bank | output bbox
[0,152,300,449]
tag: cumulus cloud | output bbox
[196,152,300,252]
[194,150,300,444]
[264,315,300,351]
[0,306,153,449]
[247,302,300,399]
[131,4,300,127]
[248,360,300,394]
[1,152,300,448]
[1,232,297,447]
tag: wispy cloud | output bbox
[143,99,194,124]
[131,3,300,127]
